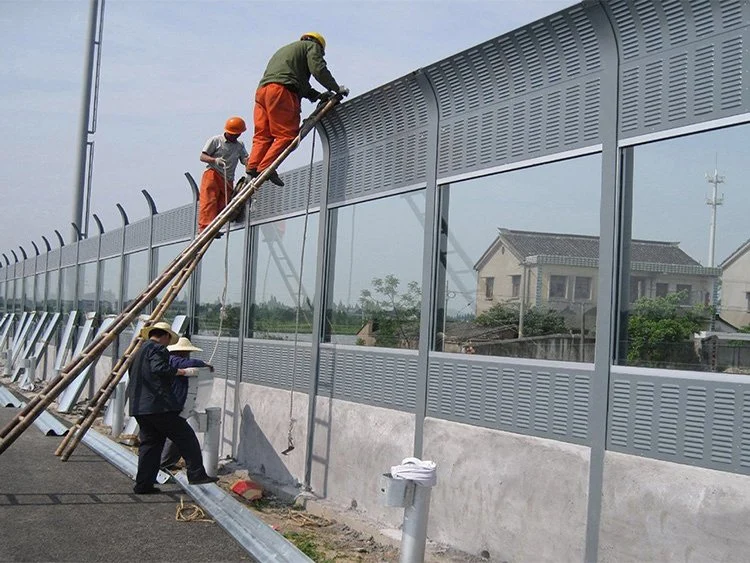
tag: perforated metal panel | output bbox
[606,0,750,139]
[124,218,151,252]
[250,162,324,222]
[322,76,430,205]
[152,204,195,246]
[35,254,47,274]
[60,245,78,267]
[427,354,592,445]
[47,249,60,270]
[14,262,23,278]
[318,345,418,412]
[427,4,603,179]
[190,335,239,381]
[608,367,750,474]
[99,230,123,259]
[23,259,35,276]
[78,237,99,263]
[240,339,312,391]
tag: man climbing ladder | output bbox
[0,90,349,458]
[247,32,347,186]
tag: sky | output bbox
[0,0,578,259]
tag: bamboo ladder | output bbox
[0,94,344,457]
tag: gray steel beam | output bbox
[585,2,621,562]
[412,69,440,457]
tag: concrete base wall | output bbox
[423,417,590,562]
[209,379,309,487]
[600,451,750,562]
[308,396,414,527]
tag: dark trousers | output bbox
[134,412,207,490]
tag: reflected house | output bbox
[719,239,750,329]
[474,229,720,329]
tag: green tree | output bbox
[359,275,421,348]
[626,291,710,366]
[475,301,566,337]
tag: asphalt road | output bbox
[0,407,255,562]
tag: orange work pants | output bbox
[198,168,232,232]
[248,83,301,172]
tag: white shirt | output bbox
[202,134,249,182]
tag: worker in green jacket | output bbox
[246,32,347,187]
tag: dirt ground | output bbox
[3,376,483,563]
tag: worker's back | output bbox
[258,40,338,99]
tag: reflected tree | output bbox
[359,274,421,348]
[475,301,566,337]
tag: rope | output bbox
[175,496,215,523]
[208,160,231,365]
[284,132,317,453]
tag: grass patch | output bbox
[283,531,334,562]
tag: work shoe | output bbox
[188,475,219,485]
[133,485,161,495]
[246,168,259,179]
[267,170,285,187]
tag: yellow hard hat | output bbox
[224,116,247,135]
[301,32,326,51]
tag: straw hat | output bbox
[139,321,179,346]
[168,336,203,353]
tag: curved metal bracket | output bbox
[10,250,18,263]
[71,223,83,241]
[41,236,52,252]
[116,203,129,226]
[141,189,158,215]
[30,242,40,256]
[54,230,65,247]
[18,246,28,260]
[92,213,105,235]
[184,172,200,201]
[2,253,9,266]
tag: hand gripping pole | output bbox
[0,94,343,456]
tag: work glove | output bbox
[182,367,200,376]
[337,85,350,97]
[214,157,227,168]
[317,91,334,103]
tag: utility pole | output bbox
[72,0,105,241]
[705,157,725,268]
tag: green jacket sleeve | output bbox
[306,45,340,96]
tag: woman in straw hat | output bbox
[128,322,218,493]
[160,336,213,470]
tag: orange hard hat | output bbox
[225,116,247,135]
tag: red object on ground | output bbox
[230,479,263,501]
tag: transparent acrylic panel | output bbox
[46,269,59,313]
[23,276,33,311]
[248,214,318,341]
[100,257,122,315]
[123,251,148,311]
[60,266,77,314]
[34,273,44,310]
[439,154,602,362]
[155,243,188,322]
[78,262,98,313]
[195,233,243,337]
[326,191,424,349]
[619,123,750,372]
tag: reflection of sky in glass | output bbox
[632,124,750,266]
[124,251,148,305]
[100,257,121,312]
[445,155,602,315]
[78,262,97,303]
[253,214,318,308]
[331,191,425,308]
[155,242,188,303]
[198,234,244,305]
